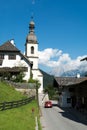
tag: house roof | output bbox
[0,41,20,52]
[0,40,32,67]
[55,77,87,86]
[80,57,87,61]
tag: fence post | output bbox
[2,102,6,110]
[10,102,13,109]
[0,96,35,111]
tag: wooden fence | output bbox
[0,96,35,111]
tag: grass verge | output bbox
[0,100,42,130]
[0,81,42,130]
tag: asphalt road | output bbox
[40,105,87,130]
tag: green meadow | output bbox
[0,81,41,130]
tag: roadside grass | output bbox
[0,81,42,130]
[0,100,40,130]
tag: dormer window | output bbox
[0,54,4,59]
[9,54,16,60]
[31,46,34,54]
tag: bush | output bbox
[44,84,58,100]
[28,78,36,83]
[13,72,25,82]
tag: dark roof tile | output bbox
[55,77,87,86]
[0,41,20,52]
[0,40,32,66]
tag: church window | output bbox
[31,61,33,69]
[31,46,34,54]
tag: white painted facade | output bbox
[32,69,43,93]
[28,57,38,69]
[0,50,31,81]
[0,20,43,94]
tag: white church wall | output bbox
[38,76,43,93]
[30,58,38,69]
[26,44,38,57]
[32,69,43,93]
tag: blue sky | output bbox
[0,0,87,75]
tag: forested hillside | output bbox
[40,69,54,88]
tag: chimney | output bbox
[76,73,80,78]
[10,39,15,46]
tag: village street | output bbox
[40,103,87,130]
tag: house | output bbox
[0,20,43,93]
[54,76,87,108]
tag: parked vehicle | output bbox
[44,101,52,108]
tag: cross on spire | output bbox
[31,12,34,20]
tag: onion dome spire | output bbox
[26,17,37,43]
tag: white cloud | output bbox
[38,48,87,76]
[38,48,62,65]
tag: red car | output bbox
[44,101,52,108]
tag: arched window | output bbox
[31,46,34,54]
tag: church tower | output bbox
[25,19,43,93]
[25,20,38,70]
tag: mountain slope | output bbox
[61,69,87,77]
[40,69,54,87]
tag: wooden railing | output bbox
[0,96,35,111]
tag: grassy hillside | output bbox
[0,81,41,130]
[0,81,26,102]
